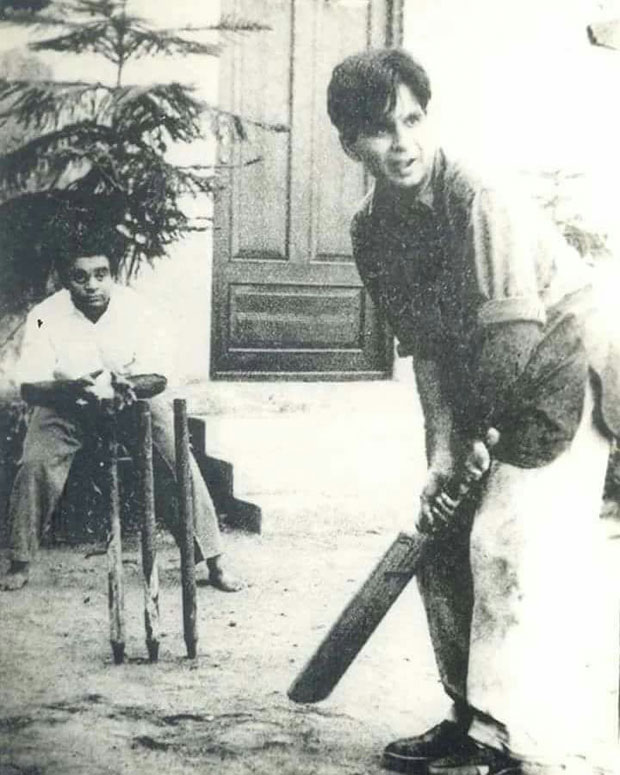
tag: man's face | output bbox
[65,255,113,315]
[346,83,434,191]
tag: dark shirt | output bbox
[351,149,619,466]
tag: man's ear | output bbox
[340,134,361,162]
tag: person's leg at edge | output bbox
[382,510,479,773]
[148,397,242,592]
[1,407,82,591]
[441,381,617,775]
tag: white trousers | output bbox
[418,383,619,773]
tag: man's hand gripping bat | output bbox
[287,429,499,704]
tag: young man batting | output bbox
[327,48,619,775]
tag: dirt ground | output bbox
[0,379,445,775]
[2,380,619,775]
[0,522,450,775]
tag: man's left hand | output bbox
[458,428,500,486]
[110,372,137,411]
[79,370,115,404]
[460,436,494,484]
[78,370,137,412]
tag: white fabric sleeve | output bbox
[15,308,57,384]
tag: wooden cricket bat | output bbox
[287,530,428,703]
[287,457,491,704]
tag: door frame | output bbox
[210,0,404,381]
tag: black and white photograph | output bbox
[1,1,620,773]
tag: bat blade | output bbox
[287,531,427,704]
[287,450,492,705]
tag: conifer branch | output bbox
[0,0,279,309]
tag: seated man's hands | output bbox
[416,428,500,536]
[77,370,136,411]
[110,372,137,411]
[23,372,160,415]
[77,370,114,404]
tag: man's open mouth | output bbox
[390,158,415,174]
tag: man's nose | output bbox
[390,122,408,151]
[84,277,98,292]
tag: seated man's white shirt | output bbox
[17,285,172,384]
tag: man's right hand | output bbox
[21,375,107,413]
[417,463,458,536]
[416,429,499,536]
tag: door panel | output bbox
[228,0,291,260]
[230,284,364,349]
[212,0,401,379]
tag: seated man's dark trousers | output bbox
[8,396,222,564]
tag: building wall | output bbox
[402,0,620,243]
[2,0,620,395]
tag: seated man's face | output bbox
[347,82,434,191]
[66,255,114,315]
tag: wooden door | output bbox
[211,0,401,379]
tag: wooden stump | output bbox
[135,400,160,662]
[102,399,125,665]
[174,399,197,659]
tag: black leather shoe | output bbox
[428,742,521,775]
[382,720,479,774]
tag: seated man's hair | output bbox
[54,226,121,281]
[327,48,431,142]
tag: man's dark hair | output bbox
[56,246,118,283]
[54,224,121,283]
[48,198,125,283]
[327,48,431,142]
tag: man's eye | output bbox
[94,270,109,280]
[404,113,421,127]
[72,273,87,284]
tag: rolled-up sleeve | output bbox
[470,187,546,327]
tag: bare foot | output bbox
[0,562,30,591]
[208,569,243,593]
[203,555,243,593]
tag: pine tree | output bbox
[0,0,284,317]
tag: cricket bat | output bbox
[287,440,496,705]
[287,529,428,703]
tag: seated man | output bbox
[1,241,241,593]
